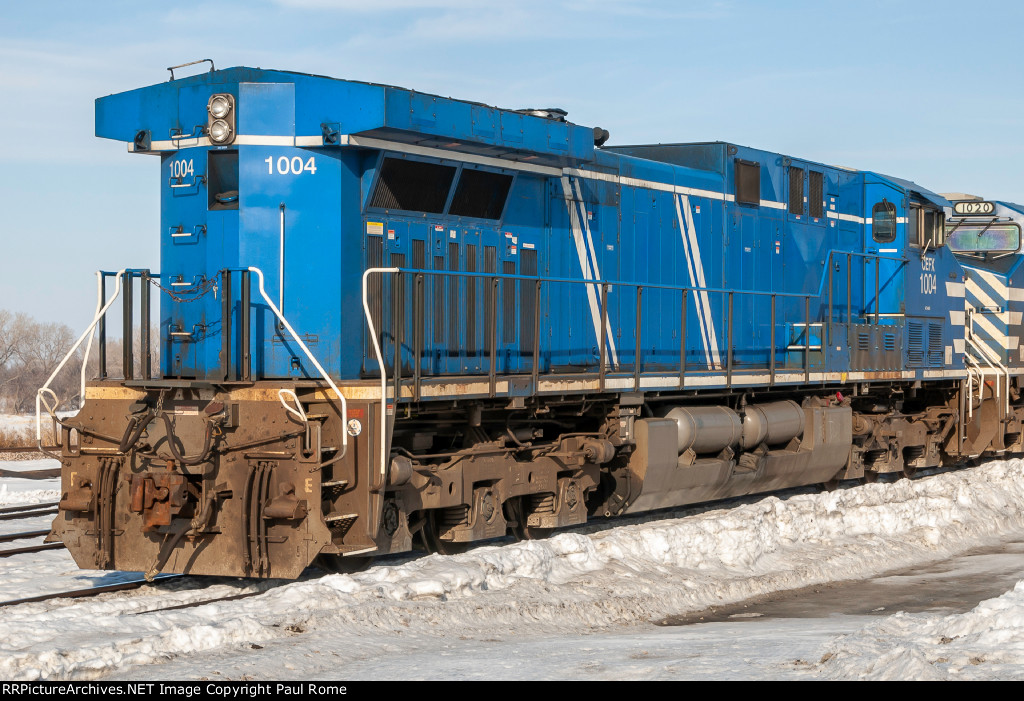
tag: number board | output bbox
[953,201,996,216]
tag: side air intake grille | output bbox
[928,323,943,366]
[908,321,924,365]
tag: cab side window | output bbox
[923,208,945,247]
[909,204,945,247]
[872,200,897,243]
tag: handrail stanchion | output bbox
[847,252,852,326]
[413,273,423,402]
[727,291,734,388]
[531,279,541,392]
[679,288,687,389]
[770,294,776,386]
[827,253,833,347]
[804,296,811,382]
[874,257,880,325]
[99,275,108,380]
[634,286,643,391]
[123,272,134,381]
[220,269,231,381]
[80,272,104,404]
[241,271,251,381]
[599,283,608,391]
[392,271,402,401]
[488,277,498,398]
[141,270,152,380]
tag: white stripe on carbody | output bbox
[674,194,722,368]
[560,176,618,368]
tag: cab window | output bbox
[872,200,896,243]
[946,221,1021,257]
[908,205,945,248]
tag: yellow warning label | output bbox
[366,221,384,236]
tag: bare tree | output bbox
[0,308,162,413]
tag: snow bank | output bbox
[818,579,1024,680]
[4,459,1024,679]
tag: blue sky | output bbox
[2,0,1023,328]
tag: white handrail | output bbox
[36,270,126,450]
[965,331,1010,414]
[247,266,347,459]
[362,267,400,490]
[79,272,104,404]
[963,354,983,419]
[278,388,308,423]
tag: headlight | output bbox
[209,119,233,143]
[209,94,232,119]
[207,93,235,145]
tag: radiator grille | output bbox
[809,171,824,218]
[466,244,478,355]
[390,253,406,368]
[448,242,459,351]
[412,240,425,366]
[520,249,538,356]
[484,247,497,352]
[366,236,383,360]
[788,166,804,215]
[503,260,516,344]
[433,255,445,350]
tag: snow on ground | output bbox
[0,458,60,506]
[2,458,1024,679]
[819,579,1024,680]
[0,412,38,435]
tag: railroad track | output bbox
[0,502,59,521]
[0,445,62,480]
[0,574,185,608]
[0,445,60,455]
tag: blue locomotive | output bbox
[43,64,1020,578]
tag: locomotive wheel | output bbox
[418,511,470,556]
[820,477,842,492]
[506,497,554,541]
[315,554,374,575]
[861,471,879,485]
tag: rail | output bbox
[248,266,349,462]
[36,266,350,467]
[363,267,400,491]
[362,268,826,404]
[36,269,127,459]
[964,318,1011,415]
[821,249,907,343]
